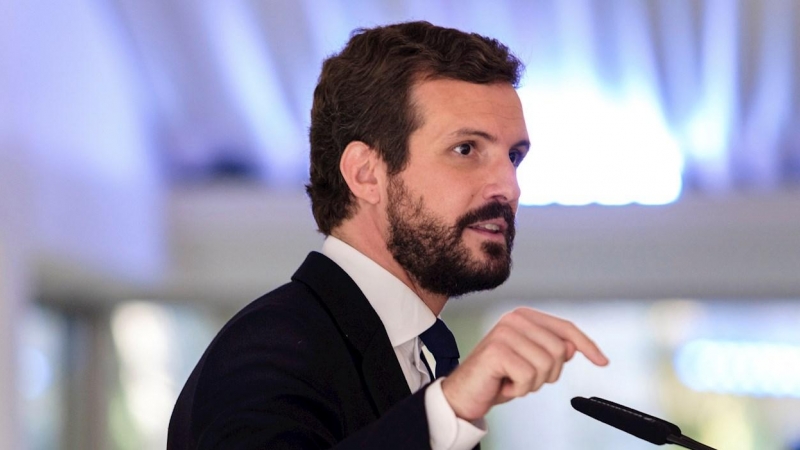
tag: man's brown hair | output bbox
[306,21,523,235]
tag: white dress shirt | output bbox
[322,237,486,450]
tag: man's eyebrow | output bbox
[450,128,530,150]
[451,127,498,142]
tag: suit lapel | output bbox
[292,252,412,415]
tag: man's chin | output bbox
[476,240,511,261]
[466,245,512,279]
[448,266,511,297]
[410,245,512,297]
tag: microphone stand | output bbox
[667,434,717,450]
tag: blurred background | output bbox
[2,0,800,449]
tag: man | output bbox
[168,21,607,449]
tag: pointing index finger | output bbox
[520,308,609,367]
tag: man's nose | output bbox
[482,156,521,207]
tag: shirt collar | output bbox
[321,236,436,347]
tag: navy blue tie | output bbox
[420,319,460,379]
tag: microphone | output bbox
[571,396,717,450]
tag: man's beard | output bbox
[386,177,515,298]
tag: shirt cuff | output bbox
[425,378,487,450]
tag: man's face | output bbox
[386,79,529,297]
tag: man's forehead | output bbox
[409,79,526,135]
[411,79,520,112]
[411,77,516,96]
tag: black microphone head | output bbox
[571,396,681,445]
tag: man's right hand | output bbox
[440,307,608,421]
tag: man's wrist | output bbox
[425,378,486,450]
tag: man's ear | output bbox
[339,141,384,205]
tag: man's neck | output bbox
[329,230,448,316]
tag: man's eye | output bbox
[509,150,523,167]
[453,143,472,156]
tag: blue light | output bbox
[204,0,305,183]
[684,109,729,162]
[20,347,53,400]
[674,339,800,398]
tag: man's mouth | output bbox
[456,201,516,242]
[472,223,500,232]
[466,219,507,234]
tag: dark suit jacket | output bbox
[167,251,433,449]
